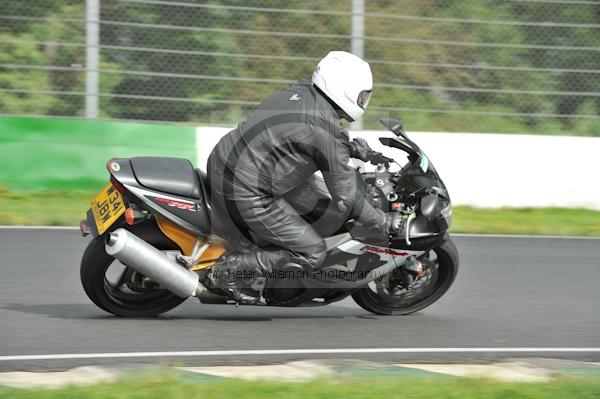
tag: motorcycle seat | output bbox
[130,157,202,199]
[195,168,210,200]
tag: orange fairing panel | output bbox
[196,241,226,269]
[155,216,225,268]
[156,216,197,255]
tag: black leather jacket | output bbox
[210,80,386,229]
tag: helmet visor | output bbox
[357,90,372,109]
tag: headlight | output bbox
[441,202,452,219]
[441,202,452,227]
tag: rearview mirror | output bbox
[380,118,409,140]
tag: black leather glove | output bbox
[370,152,393,166]
[385,212,403,237]
[357,210,403,242]
[349,138,394,166]
[348,137,373,162]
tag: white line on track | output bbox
[1,225,599,240]
[1,348,599,362]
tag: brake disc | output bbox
[374,257,438,302]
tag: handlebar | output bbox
[369,151,394,166]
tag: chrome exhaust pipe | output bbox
[105,228,206,298]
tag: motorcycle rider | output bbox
[207,51,397,303]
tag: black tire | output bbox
[352,238,459,315]
[80,235,186,317]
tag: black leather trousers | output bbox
[207,155,347,273]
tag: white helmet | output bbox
[311,51,373,122]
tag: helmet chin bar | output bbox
[331,101,354,123]
[314,84,355,122]
[339,108,354,123]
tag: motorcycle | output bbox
[79,118,458,316]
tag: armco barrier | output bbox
[1,116,597,209]
[0,116,196,190]
[196,126,600,210]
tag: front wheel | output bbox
[80,235,186,317]
[352,238,459,315]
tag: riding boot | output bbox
[209,253,270,304]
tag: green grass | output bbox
[1,374,599,399]
[451,206,600,236]
[0,189,95,227]
[1,189,599,236]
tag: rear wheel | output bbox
[352,238,459,315]
[80,235,186,317]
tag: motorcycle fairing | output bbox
[108,157,211,236]
[262,238,425,305]
[126,185,206,236]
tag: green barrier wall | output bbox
[0,116,196,191]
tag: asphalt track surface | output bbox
[0,228,598,371]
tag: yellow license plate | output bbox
[91,183,126,235]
